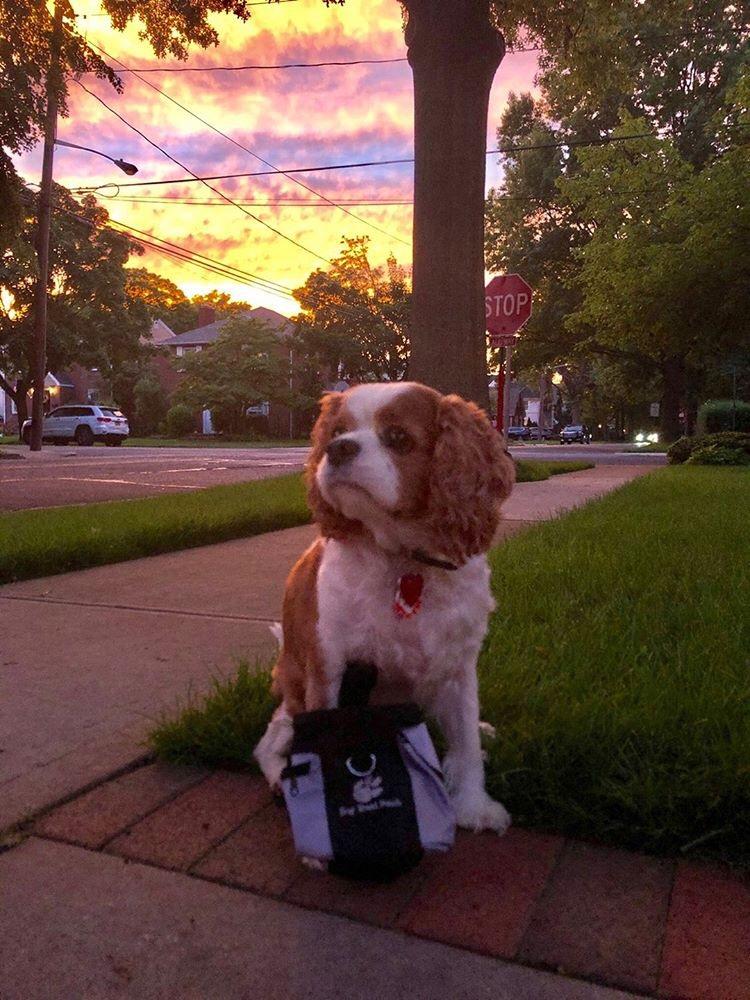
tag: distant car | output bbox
[527,426,554,441]
[21,404,130,447]
[507,425,531,441]
[559,424,592,444]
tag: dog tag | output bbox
[394,573,423,619]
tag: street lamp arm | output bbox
[55,139,138,175]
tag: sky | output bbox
[16,0,539,318]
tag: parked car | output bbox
[527,426,554,441]
[559,424,592,444]
[507,425,531,441]
[21,405,130,447]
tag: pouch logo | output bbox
[352,773,383,804]
[340,754,402,818]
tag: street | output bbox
[0,442,664,512]
[0,445,309,511]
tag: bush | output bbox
[686,444,750,466]
[132,375,168,436]
[165,403,196,438]
[697,399,750,434]
[667,431,750,465]
[666,436,694,465]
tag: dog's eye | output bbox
[381,425,413,453]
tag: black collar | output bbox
[409,548,460,571]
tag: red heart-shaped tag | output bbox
[399,573,423,607]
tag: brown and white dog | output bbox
[254,381,515,833]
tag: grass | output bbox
[0,473,309,585]
[0,460,589,585]
[149,467,750,867]
[514,458,593,481]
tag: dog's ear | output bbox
[305,392,361,537]
[425,394,515,565]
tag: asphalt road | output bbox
[0,442,664,512]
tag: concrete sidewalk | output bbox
[0,464,653,832]
[0,837,639,1000]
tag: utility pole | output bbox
[30,3,64,451]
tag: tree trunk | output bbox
[405,0,504,409]
[661,356,685,442]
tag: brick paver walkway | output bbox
[31,761,750,1000]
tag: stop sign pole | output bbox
[485,274,533,445]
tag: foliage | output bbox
[150,662,275,768]
[686,443,750,465]
[165,402,196,438]
[172,315,291,435]
[132,375,168,436]
[697,399,750,434]
[666,436,695,465]
[485,6,750,440]
[0,182,149,423]
[668,430,750,464]
[125,269,253,335]
[292,236,411,386]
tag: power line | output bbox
[101,194,537,206]
[20,188,296,299]
[80,34,410,247]
[105,196,415,206]
[93,49,540,72]
[106,216,296,296]
[115,58,408,72]
[75,79,332,264]
[70,132,662,192]
[74,121,748,194]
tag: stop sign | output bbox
[485,274,533,343]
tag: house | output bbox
[159,305,297,438]
[0,319,176,435]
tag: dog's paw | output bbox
[478,721,497,740]
[301,856,327,872]
[454,793,511,835]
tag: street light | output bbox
[55,139,138,175]
[29,6,141,451]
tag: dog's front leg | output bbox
[432,669,511,835]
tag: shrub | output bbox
[686,444,750,466]
[165,403,196,438]
[697,399,750,434]
[667,431,750,465]
[667,436,694,465]
[132,375,168,436]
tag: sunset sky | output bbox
[17,0,538,318]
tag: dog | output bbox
[254,381,515,833]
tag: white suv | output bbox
[22,405,130,447]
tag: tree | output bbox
[560,99,749,439]
[0,183,149,426]
[292,236,411,386]
[485,6,749,437]
[125,268,253,334]
[173,315,291,435]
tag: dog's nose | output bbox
[326,436,360,467]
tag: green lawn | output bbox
[0,461,591,585]
[150,467,750,867]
